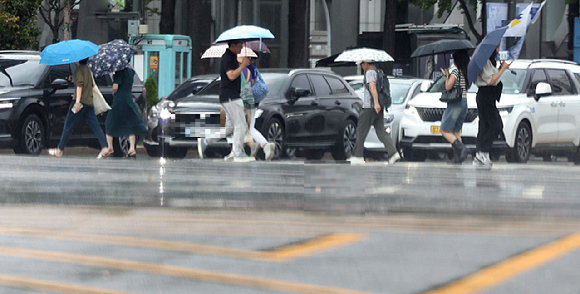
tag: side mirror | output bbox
[288,88,310,102]
[420,81,432,92]
[51,79,69,90]
[535,82,551,101]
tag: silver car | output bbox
[345,75,429,158]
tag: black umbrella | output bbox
[315,53,353,67]
[410,39,475,58]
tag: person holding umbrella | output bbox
[473,45,511,167]
[440,49,470,164]
[44,40,110,158]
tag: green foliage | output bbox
[145,0,160,17]
[409,0,477,19]
[144,74,159,111]
[109,0,125,9]
[0,0,43,50]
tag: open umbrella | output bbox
[40,39,99,65]
[334,48,394,63]
[467,26,509,86]
[88,39,137,77]
[215,25,275,43]
[245,41,270,53]
[201,45,258,59]
[410,39,475,58]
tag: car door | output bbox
[545,69,579,144]
[310,74,338,143]
[528,69,559,144]
[281,74,319,144]
[44,64,76,142]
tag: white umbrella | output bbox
[334,48,394,63]
[201,45,258,59]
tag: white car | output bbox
[399,59,580,163]
[345,75,429,158]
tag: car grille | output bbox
[170,112,225,139]
[416,107,478,123]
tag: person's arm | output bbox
[369,81,381,114]
[444,69,457,90]
[112,83,119,95]
[488,61,511,86]
[227,57,250,81]
[73,86,83,113]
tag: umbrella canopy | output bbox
[334,48,394,63]
[40,39,99,65]
[467,26,509,86]
[201,45,258,59]
[410,39,475,58]
[88,39,137,77]
[245,41,270,53]
[215,25,275,43]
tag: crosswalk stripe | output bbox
[0,274,138,294]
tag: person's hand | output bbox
[443,68,449,77]
[241,57,251,67]
[73,102,82,113]
[500,61,511,70]
[374,104,381,114]
[67,76,74,83]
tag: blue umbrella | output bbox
[467,26,509,86]
[215,25,274,43]
[88,39,137,77]
[40,39,99,65]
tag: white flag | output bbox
[504,4,533,37]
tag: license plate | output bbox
[431,126,440,133]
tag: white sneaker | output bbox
[234,154,256,162]
[387,152,401,165]
[347,157,365,165]
[224,151,235,161]
[473,151,492,167]
[264,143,276,161]
[197,138,207,159]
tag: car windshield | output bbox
[428,68,527,94]
[0,58,45,87]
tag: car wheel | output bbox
[14,114,43,155]
[266,118,285,159]
[331,119,356,160]
[144,142,160,157]
[402,147,426,162]
[304,149,325,160]
[506,122,531,163]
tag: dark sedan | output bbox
[0,51,146,156]
[144,69,362,160]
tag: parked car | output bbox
[0,51,146,156]
[344,75,429,158]
[145,69,362,160]
[399,59,580,163]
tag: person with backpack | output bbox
[348,61,400,165]
[440,49,470,164]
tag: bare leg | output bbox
[106,135,114,153]
[441,130,458,144]
[128,135,136,155]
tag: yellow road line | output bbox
[424,233,580,294]
[0,274,137,294]
[264,234,366,261]
[0,246,378,294]
[0,227,363,262]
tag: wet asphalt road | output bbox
[0,148,579,294]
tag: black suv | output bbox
[0,51,146,155]
[145,69,361,160]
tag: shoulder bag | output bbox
[439,73,463,103]
[251,68,269,104]
[91,75,111,115]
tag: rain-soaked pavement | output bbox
[1,150,580,294]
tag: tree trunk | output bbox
[187,0,203,75]
[288,0,309,68]
[63,1,71,40]
[160,0,176,34]
[382,0,396,74]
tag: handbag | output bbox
[91,76,111,115]
[251,69,269,104]
[439,73,463,103]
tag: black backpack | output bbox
[364,68,391,110]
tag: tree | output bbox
[0,0,43,50]
[38,0,84,43]
[288,0,309,68]
[410,0,483,43]
[159,0,176,34]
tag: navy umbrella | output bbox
[410,39,475,58]
[88,39,136,77]
[467,26,509,86]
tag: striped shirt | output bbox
[451,69,467,98]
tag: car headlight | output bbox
[0,98,19,109]
[254,109,264,119]
[498,106,514,115]
[404,105,418,117]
